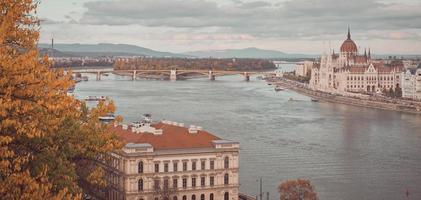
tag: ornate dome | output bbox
[340,28,358,53]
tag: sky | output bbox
[37,0,421,54]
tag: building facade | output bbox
[402,68,421,100]
[309,29,405,95]
[295,61,314,77]
[101,118,240,200]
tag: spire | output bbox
[368,48,371,58]
[364,48,367,56]
[347,26,351,39]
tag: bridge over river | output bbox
[69,68,280,81]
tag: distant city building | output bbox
[309,28,405,95]
[402,67,421,100]
[295,61,314,77]
[99,117,240,200]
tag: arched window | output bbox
[210,193,214,200]
[138,161,143,174]
[138,179,143,191]
[192,194,196,200]
[224,173,229,185]
[224,192,229,200]
[182,196,187,200]
[173,196,178,200]
[224,157,229,169]
[200,194,205,200]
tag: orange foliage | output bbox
[278,179,318,200]
[0,1,122,199]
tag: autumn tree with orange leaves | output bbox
[278,179,318,200]
[0,0,121,199]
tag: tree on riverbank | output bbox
[278,179,318,200]
[0,1,122,199]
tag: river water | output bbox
[75,65,421,200]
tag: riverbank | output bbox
[271,77,421,114]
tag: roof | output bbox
[340,39,358,53]
[340,28,358,53]
[113,122,221,150]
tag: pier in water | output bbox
[75,68,421,200]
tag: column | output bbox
[244,72,250,81]
[170,69,177,81]
[209,70,215,81]
[132,70,137,81]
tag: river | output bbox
[74,65,421,200]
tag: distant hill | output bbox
[38,48,76,57]
[185,47,314,59]
[37,43,188,57]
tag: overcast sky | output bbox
[38,0,421,54]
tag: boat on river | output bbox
[99,113,115,123]
[311,98,319,102]
[85,96,107,101]
[275,85,285,91]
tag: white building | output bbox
[295,61,314,77]
[99,119,240,200]
[402,68,421,100]
[309,28,405,95]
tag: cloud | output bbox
[77,0,421,40]
[38,0,421,54]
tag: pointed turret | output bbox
[368,48,371,59]
[347,26,351,39]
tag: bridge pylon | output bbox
[96,71,101,81]
[244,72,250,81]
[209,70,215,81]
[132,70,137,81]
[170,69,177,81]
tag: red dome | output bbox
[340,27,358,53]
[340,39,358,53]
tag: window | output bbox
[155,163,160,173]
[224,192,229,200]
[173,162,178,172]
[192,195,196,200]
[201,160,206,170]
[192,161,196,171]
[154,180,160,190]
[200,194,205,200]
[182,196,187,200]
[192,177,196,187]
[224,173,229,185]
[138,179,143,191]
[173,197,178,200]
[182,178,187,188]
[224,157,229,169]
[210,176,214,186]
[210,194,214,200]
[210,160,214,170]
[183,162,187,171]
[173,178,178,188]
[164,179,169,189]
[138,161,143,174]
[201,177,205,187]
[164,163,169,172]
[155,198,159,200]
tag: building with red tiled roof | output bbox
[100,118,240,200]
[309,28,405,95]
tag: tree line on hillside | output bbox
[114,58,276,71]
